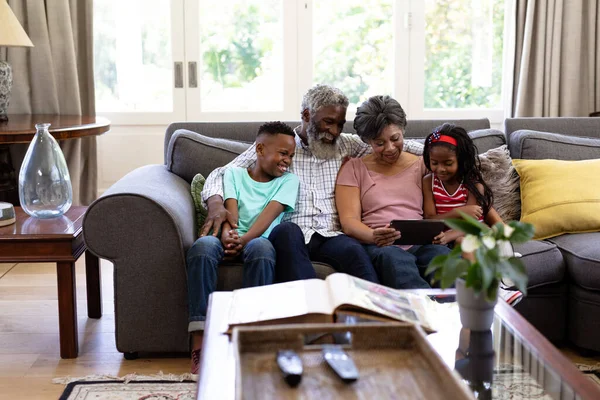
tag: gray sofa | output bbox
[82,117,600,356]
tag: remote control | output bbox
[276,350,303,387]
[322,345,359,383]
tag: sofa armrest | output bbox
[82,164,194,353]
[84,164,196,258]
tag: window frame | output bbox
[93,0,510,125]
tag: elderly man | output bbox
[199,84,423,283]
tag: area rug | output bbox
[577,363,600,386]
[55,372,197,400]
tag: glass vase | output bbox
[18,123,73,218]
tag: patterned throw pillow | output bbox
[478,145,521,222]
[191,173,208,230]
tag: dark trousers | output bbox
[268,222,379,283]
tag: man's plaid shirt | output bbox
[202,130,424,244]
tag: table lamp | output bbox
[0,0,34,122]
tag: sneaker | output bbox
[191,348,202,375]
[498,285,524,307]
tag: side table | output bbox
[0,114,110,204]
[0,206,101,358]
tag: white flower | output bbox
[482,236,496,249]
[461,235,481,253]
[503,224,515,238]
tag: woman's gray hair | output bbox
[300,84,349,115]
[353,95,407,141]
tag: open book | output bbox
[226,273,435,333]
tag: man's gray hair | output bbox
[300,84,349,115]
[353,95,407,141]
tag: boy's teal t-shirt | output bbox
[223,167,299,238]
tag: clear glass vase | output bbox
[18,123,73,218]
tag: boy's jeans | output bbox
[186,235,275,332]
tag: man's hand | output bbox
[221,228,243,258]
[458,205,483,220]
[372,225,401,247]
[200,195,238,237]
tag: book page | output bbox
[227,279,330,327]
[330,274,435,332]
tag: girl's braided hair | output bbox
[423,123,494,215]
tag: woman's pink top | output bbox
[336,156,427,232]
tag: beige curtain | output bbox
[512,0,600,117]
[0,0,97,205]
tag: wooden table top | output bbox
[0,206,86,239]
[197,291,600,400]
[0,115,110,144]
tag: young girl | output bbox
[422,123,502,245]
[422,123,523,305]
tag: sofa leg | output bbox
[123,351,139,360]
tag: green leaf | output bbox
[444,219,484,236]
[487,279,499,301]
[507,221,535,243]
[425,254,448,276]
[476,247,494,294]
[457,211,492,234]
[465,263,483,292]
[502,258,529,295]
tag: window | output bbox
[93,0,509,124]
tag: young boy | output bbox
[186,121,299,374]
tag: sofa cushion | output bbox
[167,129,252,182]
[469,128,507,153]
[478,145,520,222]
[548,233,600,290]
[513,240,565,288]
[513,158,600,240]
[508,129,600,160]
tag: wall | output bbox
[97,125,166,195]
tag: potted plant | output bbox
[425,212,535,331]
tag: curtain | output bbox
[0,0,97,205]
[512,0,600,117]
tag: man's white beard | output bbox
[307,122,339,160]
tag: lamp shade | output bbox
[0,0,34,47]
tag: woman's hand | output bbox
[372,225,401,247]
[458,205,483,220]
[221,228,243,258]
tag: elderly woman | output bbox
[335,95,450,289]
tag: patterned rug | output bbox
[577,363,600,386]
[55,373,197,400]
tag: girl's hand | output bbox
[372,225,401,247]
[433,231,449,245]
[459,205,483,219]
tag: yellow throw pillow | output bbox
[513,158,600,240]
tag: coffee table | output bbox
[198,291,600,399]
[0,206,101,358]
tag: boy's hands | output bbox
[221,228,243,257]
[372,224,401,247]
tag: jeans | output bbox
[268,222,379,283]
[186,235,275,330]
[364,244,451,289]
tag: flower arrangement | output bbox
[425,212,535,301]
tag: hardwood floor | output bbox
[0,259,189,400]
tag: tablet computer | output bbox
[390,219,447,245]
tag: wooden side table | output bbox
[0,115,110,204]
[0,206,101,358]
